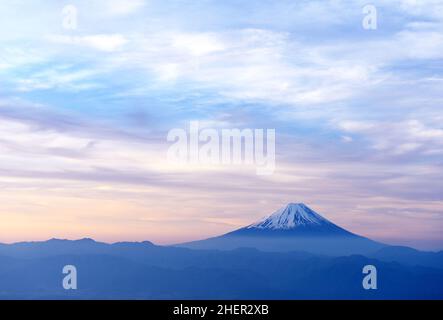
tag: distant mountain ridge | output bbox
[0,203,442,299]
[0,236,442,299]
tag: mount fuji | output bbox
[179,203,385,256]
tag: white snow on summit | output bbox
[247,203,331,230]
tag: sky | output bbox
[0,0,442,250]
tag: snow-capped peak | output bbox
[247,203,331,230]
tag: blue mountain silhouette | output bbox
[0,203,442,299]
[179,203,385,255]
[0,241,442,299]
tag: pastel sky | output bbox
[0,0,442,250]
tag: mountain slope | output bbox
[179,203,385,256]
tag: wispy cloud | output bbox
[47,34,128,52]
[0,0,442,249]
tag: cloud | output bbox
[337,119,443,156]
[47,34,128,52]
[0,47,49,71]
[15,67,102,92]
[0,0,442,248]
[103,28,377,106]
[102,0,147,16]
